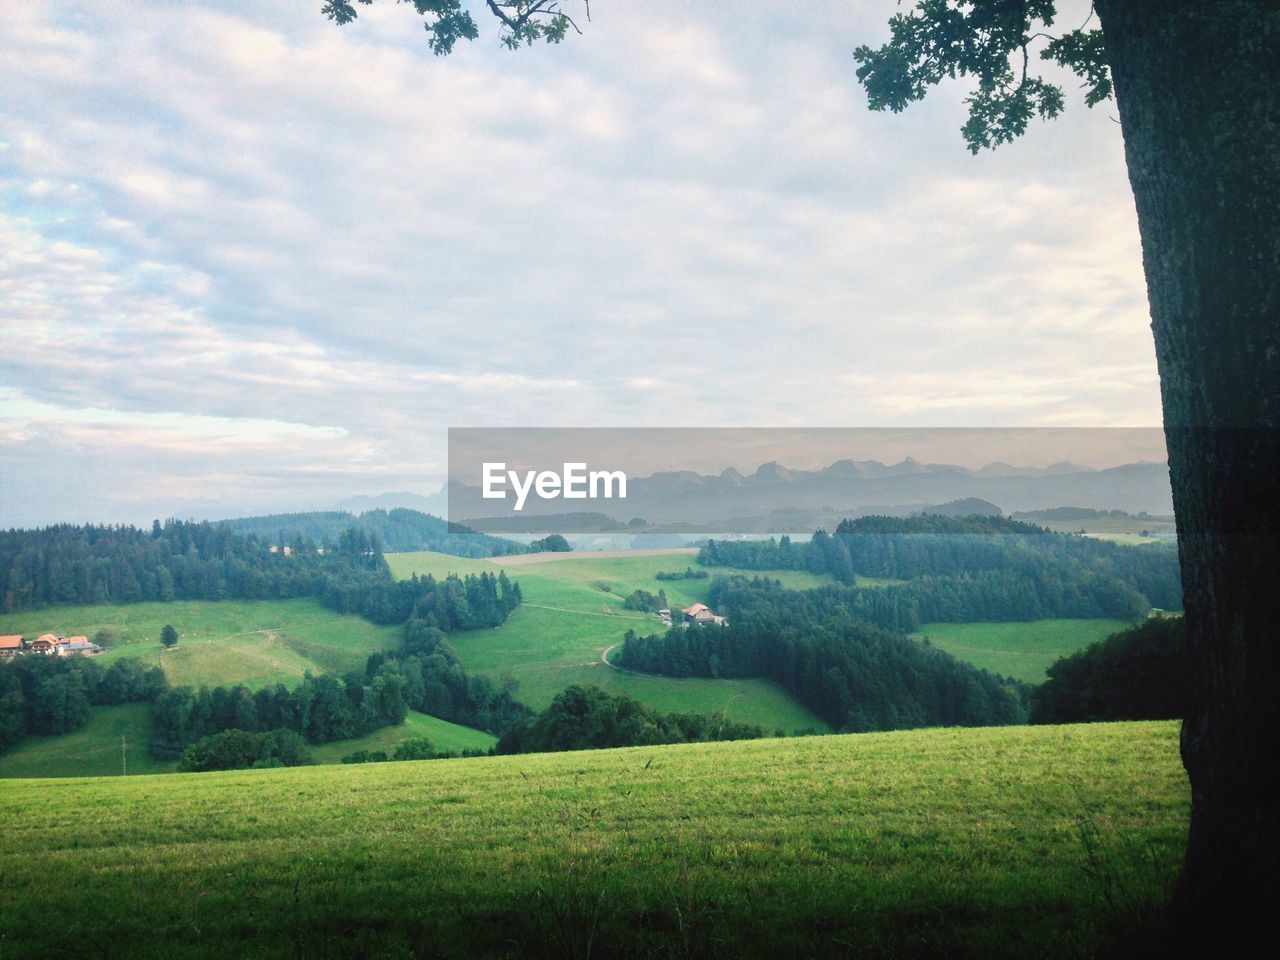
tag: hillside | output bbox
[0,597,402,689]
[388,549,833,732]
[911,619,1132,683]
[0,721,1188,958]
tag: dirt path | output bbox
[490,547,698,566]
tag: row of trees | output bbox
[220,508,524,558]
[698,518,1182,622]
[0,655,165,751]
[177,728,312,772]
[1030,617,1189,724]
[0,521,524,635]
[615,578,1028,732]
[495,684,766,754]
[150,665,412,760]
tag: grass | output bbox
[0,598,402,690]
[912,618,1133,683]
[0,720,1187,959]
[309,710,497,763]
[0,703,177,778]
[388,550,832,732]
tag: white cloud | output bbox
[0,0,1161,525]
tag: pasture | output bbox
[309,709,497,762]
[912,618,1133,683]
[388,549,831,731]
[0,598,402,690]
[0,721,1188,959]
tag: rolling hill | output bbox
[0,721,1188,958]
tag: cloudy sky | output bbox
[0,0,1161,527]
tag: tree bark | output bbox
[1093,0,1280,947]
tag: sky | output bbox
[0,1,1162,528]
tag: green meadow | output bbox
[0,721,1188,959]
[308,709,497,762]
[0,597,402,690]
[389,550,832,731]
[0,703,177,778]
[911,618,1133,683]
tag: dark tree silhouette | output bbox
[853,1,1278,945]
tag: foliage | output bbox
[360,618,534,736]
[616,577,1028,732]
[621,587,666,612]
[220,507,524,558]
[0,655,165,753]
[699,515,1182,622]
[150,666,410,760]
[160,624,178,647]
[322,0,585,56]
[1031,617,1190,724]
[178,727,312,772]
[495,684,766,754]
[853,0,1112,152]
[0,521,523,630]
[528,533,572,553]
[654,567,708,581]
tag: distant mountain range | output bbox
[446,457,1174,532]
[334,488,449,516]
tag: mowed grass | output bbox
[0,703,177,778]
[309,710,497,763]
[0,721,1188,959]
[912,618,1133,683]
[387,550,831,732]
[0,598,401,690]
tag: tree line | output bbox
[0,655,166,751]
[148,600,532,761]
[0,521,523,630]
[698,515,1182,621]
[220,508,524,558]
[614,576,1029,732]
[1030,616,1189,724]
[495,684,767,754]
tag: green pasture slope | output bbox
[912,619,1133,683]
[0,721,1188,959]
[309,709,497,762]
[0,703,176,778]
[0,597,402,690]
[388,550,832,733]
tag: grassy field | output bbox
[0,703,177,778]
[309,710,497,763]
[388,550,831,732]
[912,619,1133,683]
[0,721,1188,959]
[0,598,402,689]
[0,705,496,778]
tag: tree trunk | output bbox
[1093,0,1280,947]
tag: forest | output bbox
[698,514,1182,620]
[0,521,522,627]
[220,508,524,558]
[1030,616,1189,724]
[0,654,166,751]
[615,576,1029,732]
[495,684,767,754]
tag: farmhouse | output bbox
[682,603,727,627]
[57,637,103,657]
[27,633,59,654]
[10,633,104,657]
